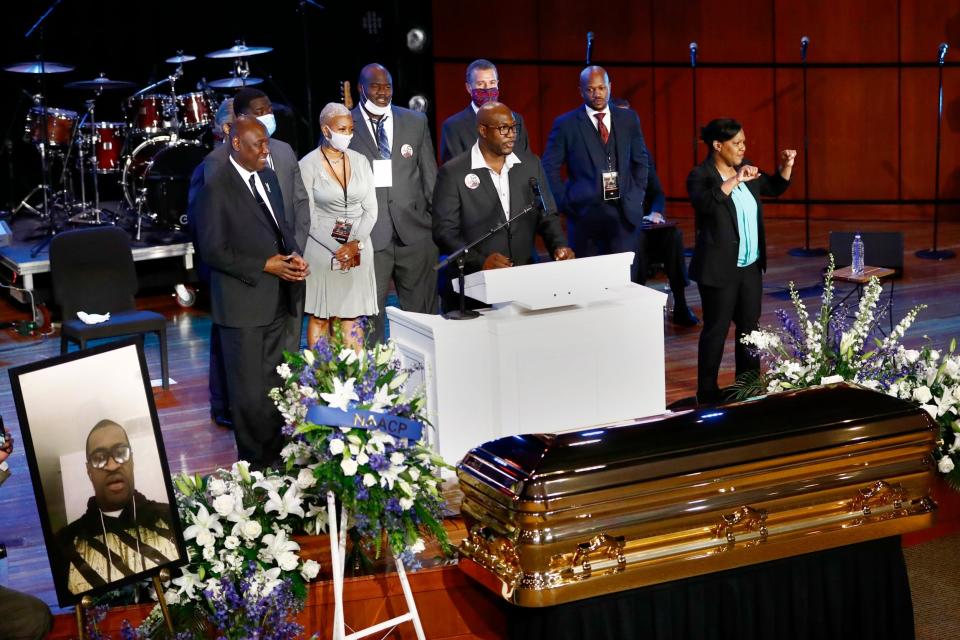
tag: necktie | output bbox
[248,174,287,254]
[374,117,391,159]
[594,112,609,145]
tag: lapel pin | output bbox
[464,173,480,189]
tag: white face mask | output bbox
[256,113,276,137]
[325,129,353,152]
[362,90,391,117]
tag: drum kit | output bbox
[4,41,272,246]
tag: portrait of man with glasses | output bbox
[56,419,178,595]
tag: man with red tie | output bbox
[542,66,651,290]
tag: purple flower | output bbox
[369,453,389,472]
[386,497,403,514]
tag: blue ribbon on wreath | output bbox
[305,405,423,440]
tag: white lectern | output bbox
[387,253,666,465]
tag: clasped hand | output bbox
[265,253,310,281]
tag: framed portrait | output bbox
[9,338,186,607]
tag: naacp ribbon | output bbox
[305,405,423,441]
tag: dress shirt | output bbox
[470,142,521,220]
[229,154,280,227]
[584,104,613,136]
[361,103,394,152]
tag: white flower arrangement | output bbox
[739,255,960,488]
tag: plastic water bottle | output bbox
[851,233,865,275]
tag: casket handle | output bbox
[850,480,906,516]
[713,505,768,547]
[572,533,627,577]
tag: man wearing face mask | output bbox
[348,63,438,343]
[439,59,530,164]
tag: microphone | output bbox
[689,42,698,68]
[529,177,548,212]
[800,36,809,62]
[939,42,949,64]
[586,31,594,66]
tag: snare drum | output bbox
[25,106,78,147]
[128,94,172,134]
[176,92,212,130]
[83,122,126,173]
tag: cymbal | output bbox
[65,76,135,90]
[205,44,272,59]
[208,76,264,88]
[166,53,196,64]
[5,60,74,74]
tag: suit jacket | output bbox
[188,139,310,252]
[439,105,530,164]
[686,157,790,286]
[349,105,437,250]
[192,160,304,327]
[433,147,566,275]
[542,106,649,227]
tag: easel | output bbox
[75,568,174,639]
[325,490,426,640]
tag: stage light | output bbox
[406,27,427,52]
[408,94,429,112]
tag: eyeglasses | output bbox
[483,122,521,137]
[88,443,132,469]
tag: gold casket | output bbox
[456,384,938,607]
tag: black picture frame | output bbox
[8,338,186,607]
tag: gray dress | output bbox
[299,147,379,318]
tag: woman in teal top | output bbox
[686,118,796,405]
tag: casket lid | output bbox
[458,384,933,503]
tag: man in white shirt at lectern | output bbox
[433,102,574,310]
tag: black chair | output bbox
[50,227,169,389]
[828,231,905,278]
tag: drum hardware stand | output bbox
[69,94,116,226]
[12,93,58,223]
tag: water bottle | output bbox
[851,233,864,275]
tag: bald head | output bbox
[579,65,611,111]
[230,115,270,172]
[477,101,518,157]
[359,63,393,109]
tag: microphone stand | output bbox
[690,43,698,167]
[435,201,544,320]
[917,43,955,260]
[789,37,827,257]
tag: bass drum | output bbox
[123,136,208,229]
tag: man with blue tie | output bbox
[542,66,651,295]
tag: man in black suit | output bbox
[433,102,573,303]
[189,90,311,428]
[439,59,530,164]
[542,66,650,291]
[349,63,439,343]
[192,116,309,469]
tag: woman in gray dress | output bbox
[299,103,378,349]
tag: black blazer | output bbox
[349,105,437,250]
[542,106,649,227]
[192,160,304,327]
[686,157,790,286]
[439,105,530,164]
[432,148,566,275]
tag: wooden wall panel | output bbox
[900,1,960,62]
[774,0,899,62]
[432,0,538,59]
[536,0,653,62]
[652,0,773,62]
[535,66,585,152]
[901,68,939,200]
[806,69,900,199]
[652,68,696,200]
[774,68,807,195]
[696,69,777,170]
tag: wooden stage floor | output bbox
[1,218,959,622]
